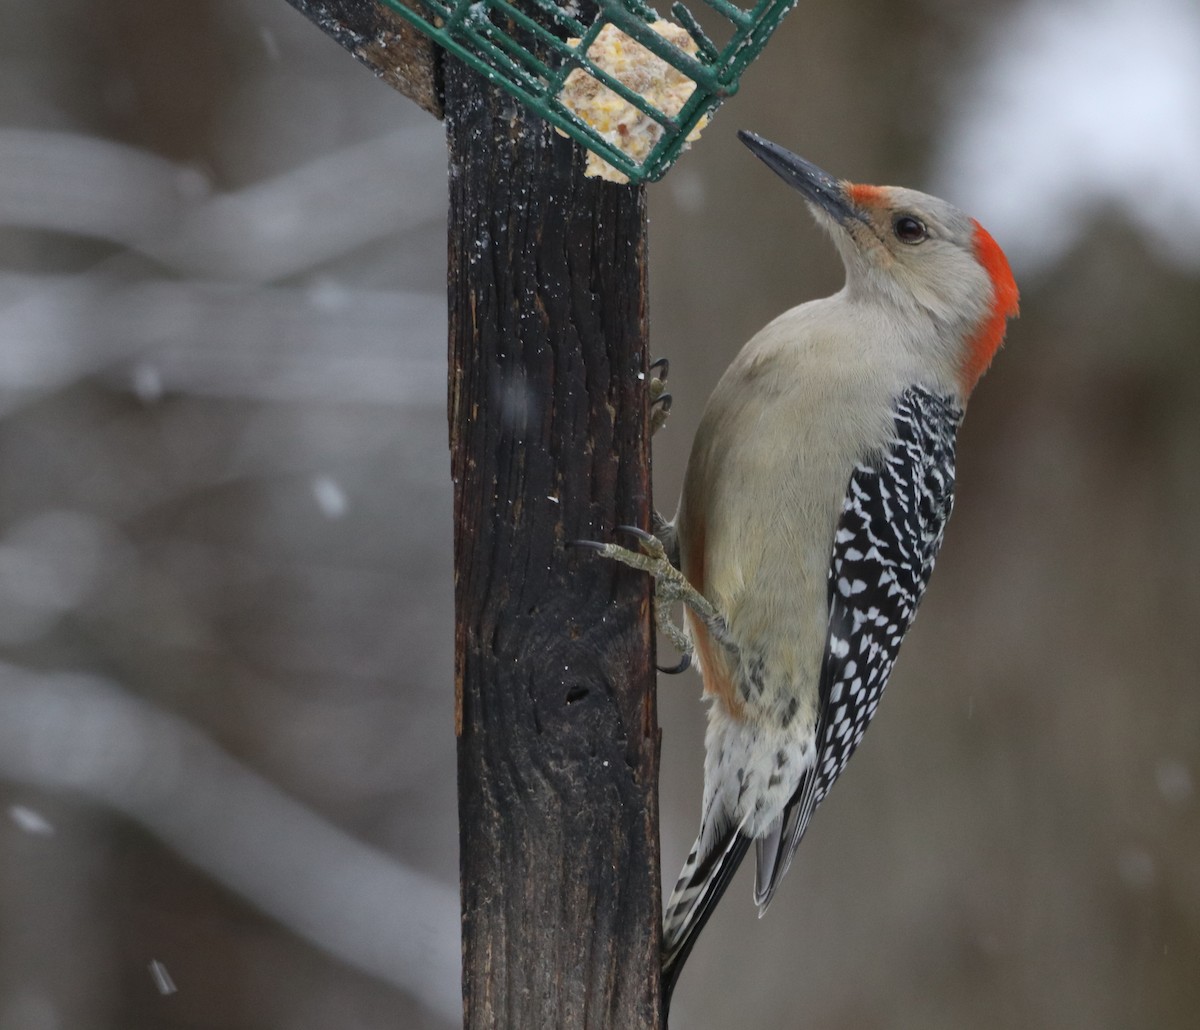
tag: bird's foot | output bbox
[649,357,672,436]
[573,525,727,670]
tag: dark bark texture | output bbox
[446,50,663,1030]
[283,0,442,116]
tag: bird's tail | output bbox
[661,820,753,1007]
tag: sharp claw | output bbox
[568,539,607,552]
[651,393,672,412]
[657,654,691,675]
[649,357,669,381]
[616,524,656,544]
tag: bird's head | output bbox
[739,131,1019,396]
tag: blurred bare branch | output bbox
[0,126,445,280]
[0,275,444,405]
[0,662,460,1023]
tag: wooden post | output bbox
[445,51,663,1030]
[283,0,442,116]
[282,2,663,1021]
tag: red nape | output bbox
[962,219,1020,392]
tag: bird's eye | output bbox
[893,215,927,244]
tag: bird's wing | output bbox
[754,384,963,910]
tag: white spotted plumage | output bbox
[811,385,960,804]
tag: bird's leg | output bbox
[578,527,695,669]
[580,358,688,668]
[649,357,672,436]
[651,509,680,570]
[573,525,730,674]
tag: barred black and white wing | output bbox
[754,385,963,908]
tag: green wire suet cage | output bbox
[383,0,799,183]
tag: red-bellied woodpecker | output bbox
[581,131,1019,1004]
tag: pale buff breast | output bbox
[675,299,923,730]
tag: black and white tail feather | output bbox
[661,811,753,1001]
[661,385,962,1007]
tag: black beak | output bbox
[738,131,864,227]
